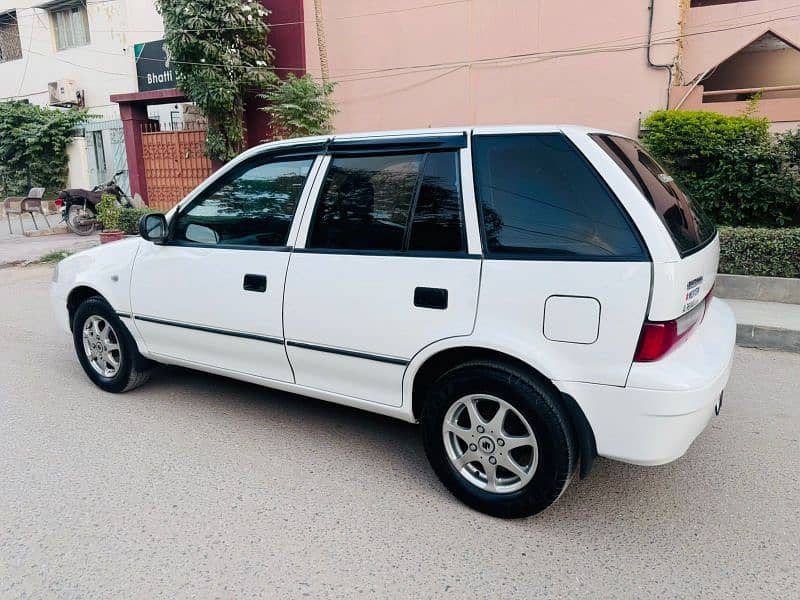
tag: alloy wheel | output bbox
[442,394,539,494]
[82,315,121,378]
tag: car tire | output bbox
[421,360,576,518]
[72,297,153,393]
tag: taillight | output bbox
[54,198,64,207]
[633,291,713,362]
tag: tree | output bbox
[157,0,277,162]
[0,101,86,196]
[259,74,337,139]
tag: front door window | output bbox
[172,157,314,247]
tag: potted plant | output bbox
[97,193,124,244]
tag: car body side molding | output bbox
[133,315,285,345]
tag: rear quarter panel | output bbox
[473,260,651,386]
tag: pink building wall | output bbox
[675,0,800,130]
[679,0,800,82]
[303,0,681,137]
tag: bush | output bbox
[642,111,800,228]
[96,193,121,231]
[0,101,87,196]
[644,110,770,170]
[779,128,800,167]
[118,207,154,235]
[687,140,800,226]
[718,227,800,278]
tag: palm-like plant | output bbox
[260,74,337,139]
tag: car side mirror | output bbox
[139,213,168,243]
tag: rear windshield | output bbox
[590,134,716,256]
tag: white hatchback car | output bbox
[52,126,735,517]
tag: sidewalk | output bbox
[0,214,98,267]
[725,298,800,354]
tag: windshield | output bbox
[590,134,716,256]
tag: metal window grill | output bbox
[0,13,22,63]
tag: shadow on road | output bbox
[137,364,684,523]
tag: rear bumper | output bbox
[557,298,736,466]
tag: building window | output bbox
[0,12,23,63]
[50,3,90,51]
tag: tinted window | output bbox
[472,134,645,258]
[173,157,313,247]
[308,154,420,251]
[591,134,716,255]
[408,152,464,252]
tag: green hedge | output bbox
[719,227,800,278]
[642,111,800,228]
[119,207,155,235]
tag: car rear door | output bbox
[283,134,481,407]
[130,147,324,382]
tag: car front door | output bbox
[130,149,322,382]
[283,136,482,407]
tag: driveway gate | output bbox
[141,124,213,211]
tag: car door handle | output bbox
[414,287,448,310]
[243,274,267,293]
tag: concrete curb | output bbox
[0,260,25,269]
[23,225,69,237]
[717,274,800,304]
[736,324,800,354]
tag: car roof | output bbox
[238,124,631,161]
[330,124,629,140]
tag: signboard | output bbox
[134,40,176,92]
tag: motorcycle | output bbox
[55,171,133,236]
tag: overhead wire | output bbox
[1,5,798,98]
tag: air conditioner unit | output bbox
[48,80,81,106]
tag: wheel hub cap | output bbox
[81,315,121,378]
[478,436,495,454]
[442,394,539,494]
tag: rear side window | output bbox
[408,152,464,252]
[307,151,465,253]
[472,133,646,259]
[590,134,716,256]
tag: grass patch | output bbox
[32,249,71,264]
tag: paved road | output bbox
[1,265,798,599]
